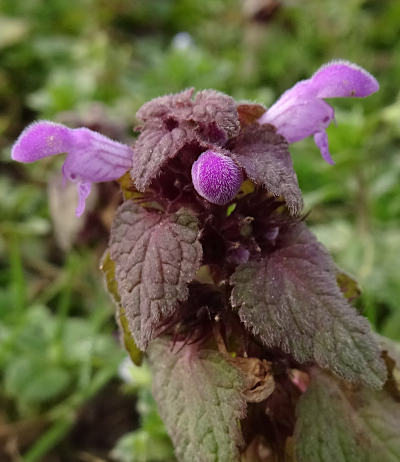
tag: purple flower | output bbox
[191,150,243,205]
[258,60,379,164]
[12,121,134,216]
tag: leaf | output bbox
[118,306,143,366]
[192,90,240,141]
[336,270,361,302]
[111,389,174,462]
[230,223,386,388]
[132,89,240,190]
[5,356,70,404]
[136,88,195,124]
[109,201,203,350]
[131,122,197,191]
[231,123,303,215]
[148,337,246,462]
[101,252,142,364]
[100,251,121,303]
[295,368,400,462]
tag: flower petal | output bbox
[310,60,379,98]
[61,128,133,215]
[12,120,134,216]
[191,150,243,205]
[260,98,334,143]
[62,127,133,183]
[314,130,335,165]
[76,181,92,217]
[11,121,72,162]
[258,60,379,164]
[258,80,313,126]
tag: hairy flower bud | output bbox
[191,150,243,205]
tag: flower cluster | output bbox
[12,60,378,215]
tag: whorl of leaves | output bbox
[132,89,240,191]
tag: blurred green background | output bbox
[1,0,400,460]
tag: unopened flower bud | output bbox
[191,150,243,205]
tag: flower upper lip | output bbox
[11,120,134,216]
[257,60,379,164]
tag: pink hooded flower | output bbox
[258,60,379,164]
[11,121,134,216]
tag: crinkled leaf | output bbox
[109,201,202,350]
[131,122,197,191]
[148,337,246,462]
[231,123,303,215]
[133,89,240,190]
[192,90,240,141]
[230,223,386,387]
[295,369,400,462]
[136,88,195,124]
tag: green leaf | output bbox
[109,202,203,350]
[295,368,400,462]
[112,429,175,462]
[101,252,142,365]
[111,389,175,462]
[336,270,361,302]
[100,251,121,303]
[132,122,195,191]
[118,306,143,366]
[5,357,70,404]
[230,223,386,388]
[148,337,246,462]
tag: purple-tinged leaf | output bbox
[136,88,195,124]
[230,223,386,388]
[148,337,246,462]
[192,90,240,142]
[109,201,203,350]
[131,122,200,191]
[132,89,240,190]
[231,124,303,215]
[295,368,400,462]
